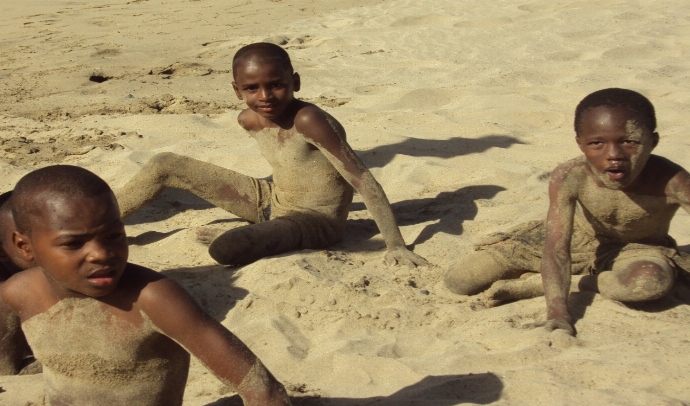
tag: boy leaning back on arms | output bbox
[116,42,427,268]
[445,88,690,335]
[0,165,291,405]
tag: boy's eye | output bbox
[107,232,125,241]
[61,240,85,249]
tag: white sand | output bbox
[1,0,690,405]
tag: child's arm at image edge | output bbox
[533,167,577,335]
[139,276,291,406]
[296,107,429,268]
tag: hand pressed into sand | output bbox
[384,246,430,268]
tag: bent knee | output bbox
[617,260,675,301]
[149,152,181,169]
[444,250,526,296]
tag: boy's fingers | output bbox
[523,320,575,336]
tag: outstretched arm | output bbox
[295,106,428,268]
[139,275,291,406]
[527,166,577,335]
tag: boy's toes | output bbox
[483,280,511,307]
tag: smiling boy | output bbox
[445,88,690,335]
[116,42,427,268]
[0,165,291,405]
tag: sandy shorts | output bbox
[475,219,688,275]
[253,178,349,249]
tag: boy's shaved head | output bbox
[12,165,114,234]
[0,191,10,212]
[574,88,656,135]
[232,42,293,79]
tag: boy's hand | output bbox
[523,318,575,336]
[384,247,429,268]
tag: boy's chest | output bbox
[22,299,162,372]
[577,184,676,233]
[251,128,319,167]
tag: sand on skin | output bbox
[1,0,690,405]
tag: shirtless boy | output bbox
[0,165,291,405]
[116,42,427,267]
[0,191,33,375]
[445,88,690,335]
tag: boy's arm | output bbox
[295,106,428,268]
[0,284,25,375]
[666,169,690,214]
[138,274,291,406]
[530,166,578,335]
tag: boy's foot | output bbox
[483,273,544,307]
[196,227,225,245]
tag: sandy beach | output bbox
[1,0,690,404]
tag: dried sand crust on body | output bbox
[2,0,690,406]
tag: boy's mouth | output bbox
[604,166,627,181]
[87,268,118,287]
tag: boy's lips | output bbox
[604,165,627,181]
[87,268,118,287]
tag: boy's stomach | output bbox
[272,171,353,218]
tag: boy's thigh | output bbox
[594,243,678,276]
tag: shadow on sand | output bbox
[357,134,525,169]
[205,373,504,406]
[343,184,505,251]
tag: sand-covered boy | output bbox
[0,165,291,405]
[445,88,690,335]
[116,42,427,267]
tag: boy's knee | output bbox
[149,152,180,170]
[616,260,675,301]
[444,250,505,296]
[208,231,254,266]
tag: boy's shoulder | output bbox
[550,156,590,189]
[0,267,51,317]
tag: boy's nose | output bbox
[86,241,114,263]
[606,143,625,159]
[258,87,272,100]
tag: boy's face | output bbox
[15,192,128,298]
[576,105,658,190]
[232,59,300,122]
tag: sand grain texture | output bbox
[1,0,690,405]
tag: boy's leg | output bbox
[444,250,527,295]
[445,221,544,296]
[578,256,676,302]
[208,218,303,266]
[116,152,265,221]
[484,254,677,306]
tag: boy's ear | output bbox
[651,132,659,149]
[12,231,34,264]
[293,72,301,92]
[232,82,243,100]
